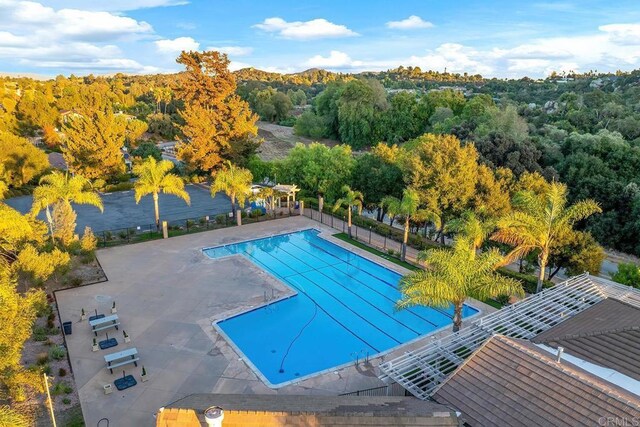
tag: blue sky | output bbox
[1,0,640,78]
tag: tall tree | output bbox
[380,188,426,261]
[333,185,364,239]
[211,161,253,224]
[61,107,126,179]
[398,237,523,332]
[133,157,190,228]
[0,131,49,187]
[31,171,103,245]
[492,182,601,293]
[351,151,404,220]
[174,51,258,173]
[0,204,68,402]
[278,143,354,203]
[402,134,479,243]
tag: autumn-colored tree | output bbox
[0,204,69,402]
[174,51,258,173]
[492,182,601,293]
[31,171,103,245]
[211,161,253,223]
[0,131,50,187]
[42,124,61,148]
[133,157,190,228]
[125,118,148,147]
[61,108,126,179]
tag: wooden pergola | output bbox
[273,184,300,209]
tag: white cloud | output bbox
[1,1,153,41]
[0,0,158,73]
[206,46,253,56]
[599,23,640,45]
[406,43,493,75]
[306,50,362,68]
[253,17,358,40]
[154,36,200,54]
[386,15,434,30]
[37,0,188,12]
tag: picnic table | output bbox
[89,314,120,336]
[104,347,139,374]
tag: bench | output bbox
[90,314,120,336]
[104,347,139,374]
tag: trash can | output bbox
[62,321,72,335]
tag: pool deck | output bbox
[56,216,495,426]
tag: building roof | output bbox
[379,273,640,400]
[432,335,640,427]
[156,408,200,427]
[532,298,640,381]
[167,393,458,426]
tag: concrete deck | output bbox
[56,216,493,426]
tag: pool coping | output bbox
[202,227,487,389]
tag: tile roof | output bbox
[532,298,640,381]
[432,334,640,427]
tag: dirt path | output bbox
[256,121,339,161]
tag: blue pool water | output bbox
[203,229,478,386]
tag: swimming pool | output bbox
[203,229,478,386]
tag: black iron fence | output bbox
[98,208,300,248]
[340,382,412,397]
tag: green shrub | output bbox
[62,397,71,405]
[497,268,553,294]
[41,364,51,375]
[104,182,134,193]
[33,326,48,341]
[50,381,72,396]
[611,262,640,288]
[49,346,66,361]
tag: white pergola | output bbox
[378,273,640,400]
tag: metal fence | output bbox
[303,207,425,264]
[340,382,412,397]
[98,208,300,248]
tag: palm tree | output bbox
[398,237,524,332]
[380,188,425,261]
[491,182,601,293]
[446,211,495,252]
[211,161,253,225]
[133,157,190,228]
[32,171,103,241]
[333,185,363,239]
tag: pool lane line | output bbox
[273,243,427,337]
[243,244,403,346]
[290,235,453,325]
[286,236,444,326]
[231,246,382,353]
[304,235,460,321]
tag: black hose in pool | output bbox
[279,302,318,374]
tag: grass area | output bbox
[332,233,419,271]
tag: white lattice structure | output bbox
[378,273,640,400]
